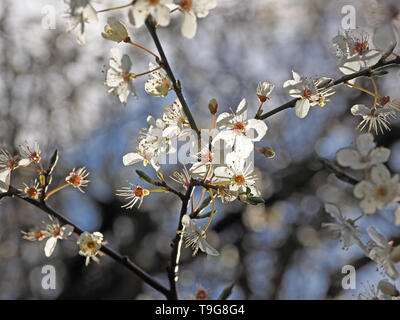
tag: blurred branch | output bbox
[2,185,171,299]
[318,158,359,185]
[256,56,400,120]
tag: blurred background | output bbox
[1,0,400,300]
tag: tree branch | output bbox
[255,56,400,120]
[145,17,200,135]
[3,185,171,299]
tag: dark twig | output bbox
[256,56,400,120]
[4,185,171,299]
[145,17,200,135]
[318,158,359,185]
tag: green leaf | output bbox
[48,149,59,174]
[246,196,265,205]
[217,283,235,300]
[194,209,216,219]
[196,195,212,213]
[136,170,156,185]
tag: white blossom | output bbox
[129,0,172,28]
[101,17,129,43]
[105,47,136,105]
[322,203,362,248]
[336,133,390,170]
[332,30,382,75]
[214,152,259,202]
[212,98,268,158]
[123,115,170,172]
[64,0,98,45]
[116,184,150,209]
[351,104,396,134]
[180,215,219,256]
[21,215,74,258]
[367,226,400,279]
[283,72,334,118]
[256,81,274,103]
[354,164,399,214]
[179,0,217,39]
[162,99,189,139]
[66,167,90,193]
[77,231,104,266]
[145,62,172,97]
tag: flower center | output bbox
[149,0,160,5]
[68,174,81,186]
[26,187,38,198]
[234,122,246,132]
[377,186,388,198]
[234,174,245,184]
[359,155,371,163]
[134,186,144,197]
[304,88,312,98]
[86,241,96,250]
[354,40,369,55]
[180,0,192,11]
[123,71,131,83]
[196,289,208,300]
[30,152,41,163]
[7,158,16,170]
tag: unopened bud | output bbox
[208,98,218,115]
[259,146,275,158]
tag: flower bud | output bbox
[258,146,275,158]
[208,98,218,115]
[101,17,129,43]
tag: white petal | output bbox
[245,119,268,142]
[371,164,391,185]
[369,147,391,165]
[356,133,376,155]
[122,152,143,166]
[324,203,343,222]
[198,238,220,256]
[182,11,197,39]
[351,104,370,116]
[154,4,171,26]
[336,149,364,169]
[44,237,58,258]
[234,135,253,158]
[295,99,310,118]
[0,169,10,193]
[216,112,233,129]
[367,226,388,248]
[235,98,248,120]
[212,130,235,150]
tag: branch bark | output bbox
[255,56,400,120]
[3,185,171,299]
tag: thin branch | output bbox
[167,183,194,300]
[4,185,171,299]
[145,17,200,135]
[318,158,359,185]
[256,56,400,120]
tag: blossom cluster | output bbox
[323,133,400,280]
[65,0,217,46]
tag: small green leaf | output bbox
[217,283,235,300]
[48,149,59,174]
[39,174,46,186]
[136,170,156,185]
[157,171,164,182]
[194,209,216,219]
[196,195,212,213]
[246,196,265,205]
